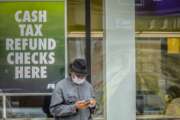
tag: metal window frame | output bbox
[85,0,92,83]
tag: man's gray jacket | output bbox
[50,77,95,120]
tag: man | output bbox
[50,58,96,120]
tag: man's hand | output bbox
[89,99,96,108]
[75,100,90,110]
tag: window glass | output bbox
[67,0,104,118]
[68,0,85,32]
[136,0,180,119]
[6,96,49,118]
[91,36,103,117]
[67,36,104,118]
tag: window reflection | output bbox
[6,96,48,118]
[136,38,180,118]
[67,0,104,118]
[136,0,180,119]
[136,38,165,115]
[67,33,104,117]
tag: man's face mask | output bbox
[72,73,86,85]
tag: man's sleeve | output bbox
[89,85,96,114]
[49,86,78,117]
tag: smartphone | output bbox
[84,99,90,105]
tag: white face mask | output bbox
[72,74,86,85]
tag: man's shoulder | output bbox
[55,78,68,88]
[84,80,93,88]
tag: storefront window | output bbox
[0,0,104,119]
[136,0,180,119]
[67,0,104,118]
[67,36,103,118]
